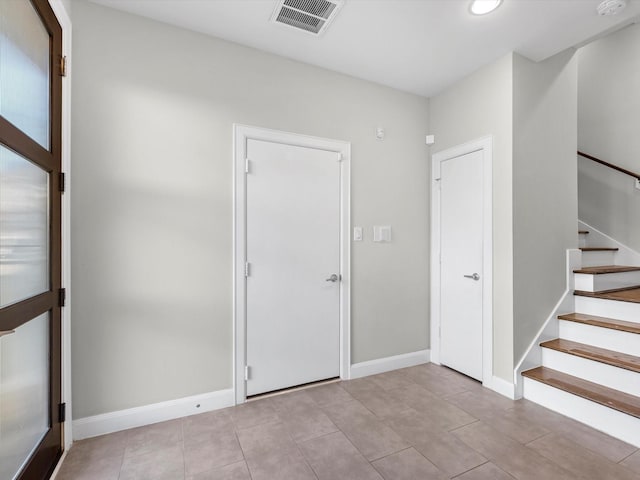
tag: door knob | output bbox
[325,274,340,282]
[463,273,480,281]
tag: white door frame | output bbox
[233,124,351,404]
[49,0,73,449]
[430,136,493,387]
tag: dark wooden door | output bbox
[0,1,64,478]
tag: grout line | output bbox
[116,429,129,480]
[297,429,341,447]
[448,419,481,434]
[524,429,553,445]
[234,428,253,480]
[618,449,640,465]
[449,460,490,479]
[296,432,326,480]
[181,420,186,480]
[369,445,414,463]
[524,431,553,447]
[116,451,124,479]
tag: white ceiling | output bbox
[89,0,640,97]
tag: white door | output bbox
[439,149,484,380]
[246,139,341,396]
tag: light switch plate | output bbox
[373,225,392,242]
[353,226,363,241]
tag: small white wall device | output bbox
[373,225,392,242]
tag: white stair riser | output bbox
[579,236,587,248]
[523,377,640,447]
[574,271,640,292]
[581,251,617,267]
[558,320,638,357]
[541,348,640,397]
[574,295,640,323]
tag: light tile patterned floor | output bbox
[55,364,640,480]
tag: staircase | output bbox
[521,230,640,447]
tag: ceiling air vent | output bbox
[271,0,344,36]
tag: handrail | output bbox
[577,151,640,181]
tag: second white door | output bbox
[439,149,484,381]
[246,139,341,396]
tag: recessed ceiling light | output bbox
[470,0,502,15]
[596,0,626,16]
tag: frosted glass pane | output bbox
[0,313,49,480]
[0,0,50,148]
[0,145,49,307]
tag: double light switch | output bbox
[353,226,392,242]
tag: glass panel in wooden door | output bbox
[0,0,51,149]
[0,146,50,307]
[0,312,49,480]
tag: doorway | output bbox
[233,125,351,403]
[0,1,64,478]
[430,137,493,384]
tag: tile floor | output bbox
[55,364,640,480]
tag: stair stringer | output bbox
[513,249,581,399]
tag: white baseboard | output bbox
[486,375,516,399]
[72,388,234,441]
[349,350,430,379]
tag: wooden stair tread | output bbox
[580,247,619,251]
[578,230,589,234]
[522,366,640,419]
[558,313,640,334]
[540,338,640,373]
[574,286,640,304]
[573,265,640,275]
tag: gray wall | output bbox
[578,23,640,252]
[430,53,514,382]
[59,0,72,16]
[430,50,579,381]
[512,50,578,364]
[70,1,430,418]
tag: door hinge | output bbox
[337,153,343,162]
[59,172,66,193]
[244,366,250,381]
[244,262,251,277]
[245,158,250,174]
[58,288,66,307]
[59,55,67,77]
[58,402,66,423]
